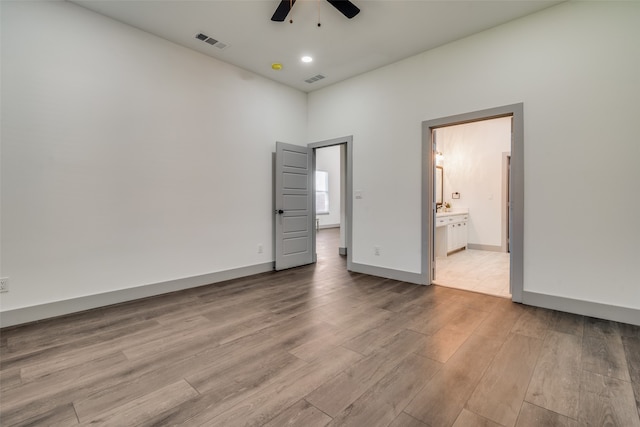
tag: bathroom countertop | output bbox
[436,210,468,217]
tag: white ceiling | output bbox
[72,0,562,93]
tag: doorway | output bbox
[421,104,524,302]
[314,145,345,264]
[309,137,353,270]
[274,137,353,271]
[432,117,512,298]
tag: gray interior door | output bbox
[275,141,314,270]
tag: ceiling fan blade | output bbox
[271,0,296,22]
[326,0,360,19]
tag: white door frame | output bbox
[308,136,353,271]
[421,104,524,302]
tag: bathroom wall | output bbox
[436,117,511,248]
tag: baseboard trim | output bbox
[522,291,640,326]
[467,243,504,253]
[318,224,340,230]
[9,263,635,328]
[0,262,274,328]
[338,247,347,256]
[350,262,424,285]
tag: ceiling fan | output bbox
[271,0,360,22]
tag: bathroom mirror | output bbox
[436,166,443,206]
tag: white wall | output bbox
[2,1,639,323]
[308,2,640,310]
[436,117,511,247]
[315,146,341,227]
[0,1,307,313]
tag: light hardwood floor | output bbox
[1,228,639,426]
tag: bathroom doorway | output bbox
[421,104,524,302]
[432,117,511,297]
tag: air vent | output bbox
[195,33,229,50]
[305,74,326,84]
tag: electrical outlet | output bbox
[374,246,380,256]
[0,277,8,293]
[257,244,263,254]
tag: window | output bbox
[315,170,329,214]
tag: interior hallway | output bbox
[1,229,638,426]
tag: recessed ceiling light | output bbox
[301,56,313,63]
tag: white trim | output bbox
[318,223,340,229]
[467,243,503,252]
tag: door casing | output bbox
[273,136,353,271]
[421,104,524,302]
[308,136,353,271]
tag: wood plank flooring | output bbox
[1,228,639,426]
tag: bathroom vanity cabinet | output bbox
[435,212,468,257]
